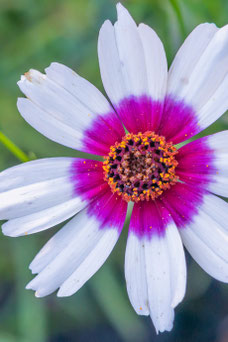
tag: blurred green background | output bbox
[0,0,228,341]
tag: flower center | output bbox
[103,131,179,203]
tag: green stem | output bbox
[0,131,30,163]
[169,0,186,38]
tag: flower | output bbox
[0,3,228,334]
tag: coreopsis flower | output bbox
[0,3,228,333]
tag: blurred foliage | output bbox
[0,0,228,341]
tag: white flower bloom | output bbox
[0,3,228,333]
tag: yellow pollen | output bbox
[103,131,179,203]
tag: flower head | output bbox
[103,131,179,202]
[0,3,228,334]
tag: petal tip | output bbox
[44,61,64,74]
[35,290,41,298]
[25,282,32,290]
[19,69,46,86]
[57,288,69,297]
[116,2,131,21]
[99,19,113,35]
[29,263,37,275]
[116,2,125,11]
[1,223,18,237]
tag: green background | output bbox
[0,0,228,341]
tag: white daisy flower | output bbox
[0,3,228,334]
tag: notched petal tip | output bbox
[17,75,26,85]
[47,61,61,69]
[151,313,174,335]
[18,69,46,86]
[24,71,33,82]
[29,261,39,275]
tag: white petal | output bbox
[45,62,111,114]
[57,228,119,297]
[0,158,83,228]
[0,157,73,192]
[207,131,228,197]
[125,220,186,333]
[165,223,187,308]
[0,176,73,219]
[200,193,228,232]
[2,197,86,237]
[30,185,127,276]
[17,64,114,151]
[17,98,84,151]
[27,211,100,296]
[113,4,148,98]
[181,229,228,283]
[144,233,174,333]
[180,193,228,283]
[168,23,228,129]
[98,3,167,105]
[98,20,128,105]
[125,233,149,316]
[138,23,168,100]
[27,208,120,297]
[29,208,88,274]
[168,23,218,97]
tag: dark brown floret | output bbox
[103,131,179,203]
